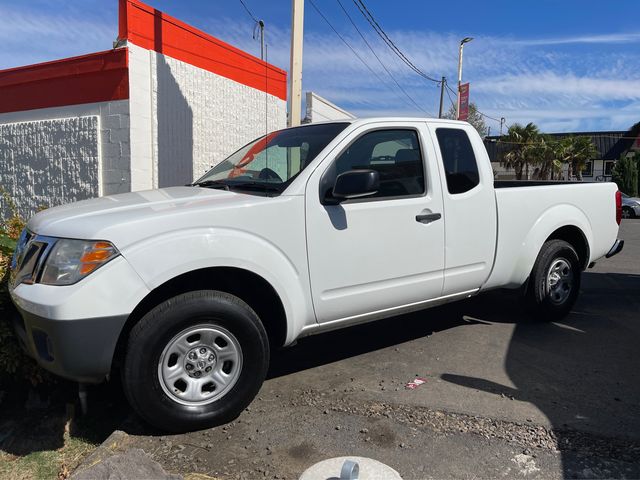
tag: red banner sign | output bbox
[459,83,470,121]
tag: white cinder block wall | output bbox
[127,43,286,188]
[0,101,131,219]
[122,0,288,189]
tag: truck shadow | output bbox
[0,376,129,458]
[269,271,640,476]
[440,271,640,476]
[267,288,520,379]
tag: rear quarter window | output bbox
[436,128,480,194]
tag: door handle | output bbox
[415,212,441,224]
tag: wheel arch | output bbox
[546,225,590,270]
[112,267,288,369]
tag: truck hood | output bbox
[28,187,274,248]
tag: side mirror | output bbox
[332,169,380,200]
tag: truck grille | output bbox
[10,231,52,288]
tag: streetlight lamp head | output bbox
[461,37,474,44]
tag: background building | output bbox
[485,126,640,181]
[0,0,287,219]
[303,92,355,123]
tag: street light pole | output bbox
[456,37,473,120]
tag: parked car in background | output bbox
[9,118,624,432]
[621,192,640,218]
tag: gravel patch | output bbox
[289,387,640,463]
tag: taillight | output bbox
[615,190,622,225]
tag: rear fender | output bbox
[509,204,592,287]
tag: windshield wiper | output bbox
[191,180,230,190]
[226,181,283,193]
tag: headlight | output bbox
[40,239,119,285]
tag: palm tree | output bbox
[531,136,563,180]
[557,136,598,181]
[500,123,540,180]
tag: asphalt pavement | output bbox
[79,220,640,480]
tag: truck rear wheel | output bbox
[122,290,269,432]
[526,239,581,320]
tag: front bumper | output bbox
[9,255,150,383]
[10,305,127,383]
[606,238,624,258]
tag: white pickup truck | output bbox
[9,118,623,432]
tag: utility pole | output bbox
[456,37,473,120]
[438,77,446,118]
[288,0,304,127]
[500,117,505,136]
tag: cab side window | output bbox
[331,129,425,199]
[436,128,479,194]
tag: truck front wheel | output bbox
[526,239,581,320]
[122,290,269,432]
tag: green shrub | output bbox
[0,190,52,385]
[612,156,639,197]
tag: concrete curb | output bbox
[72,430,130,476]
[71,430,181,480]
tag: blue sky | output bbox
[1,0,639,133]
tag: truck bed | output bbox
[494,180,583,188]
[483,181,619,291]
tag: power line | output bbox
[238,0,259,23]
[476,110,502,123]
[351,0,441,84]
[308,0,431,115]
[476,110,502,124]
[334,0,432,115]
[445,84,457,113]
[445,82,502,125]
[350,1,508,123]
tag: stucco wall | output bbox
[0,100,130,219]
[127,44,287,188]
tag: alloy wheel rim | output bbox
[158,324,243,406]
[546,258,573,305]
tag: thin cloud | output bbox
[475,73,640,101]
[515,32,640,46]
[0,3,637,133]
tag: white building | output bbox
[0,0,287,219]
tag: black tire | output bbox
[122,290,269,432]
[525,239,581,321]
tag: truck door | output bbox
[428,124,498,295]
[305,122,445,324]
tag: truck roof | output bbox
[298,117,469,128]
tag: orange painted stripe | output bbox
[0,49,129,114]
[119,0,287,101]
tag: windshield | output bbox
[194,123,350,194]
